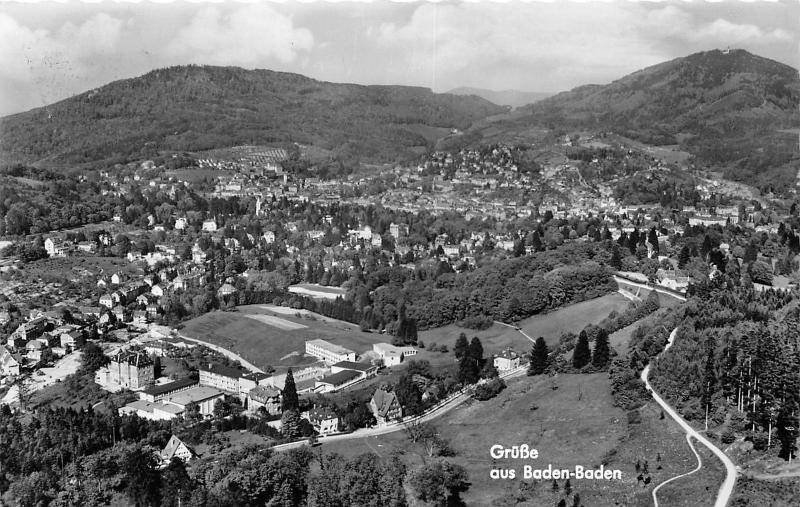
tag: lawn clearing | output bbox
[418,322,530,366]
[320,374,725,506]
[288,283,347,300]
[610,308,675,353]
[518,293,630,347]
[181,305,391,371]
[242,313,308,331]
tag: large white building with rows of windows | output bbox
[305,339,356,364]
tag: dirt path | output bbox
[642,328,737,507]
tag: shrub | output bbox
[474,378,506,401]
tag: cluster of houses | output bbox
[0,309,95,382]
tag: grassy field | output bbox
[181,305,390,371]
[609,308,675,353]
[518,293,630,347]
[418,322,531,365]
[321,373,726,506]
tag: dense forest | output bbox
[0,65,504,166]
[651,279,800,460]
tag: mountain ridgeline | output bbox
[513,49,800,190]
[0,65,505,166]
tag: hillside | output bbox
[447,87,552,109]
[0,65,505,166]
[510,49,800,190]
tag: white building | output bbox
[305,339,356,364]
[372,343,417,367]
[202,219,218,232]
[493,348,521,371]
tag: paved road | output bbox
[272,364,528,452]
[178,333,264,373]
[613,275,687,302]
[642,328,737,507]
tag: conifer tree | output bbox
[592,328,610,368]
[469,337,484,368]
[454,333,469,359]
[573,330,591,369]
[610,245,622,271]
[529,337,549,375]
[282,368,299,412]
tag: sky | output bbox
[1,0,799,116]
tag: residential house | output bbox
[308,406,339,435]
[159,435,196,465]
[44,238,68,257]
[0,346,22,376]
[370,388,402,425]
[493,348,521,372]
[247,385,282,415]
[201,219,218,232]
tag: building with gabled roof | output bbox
[159,435,196,465]
[308,406,339,435]
[0,346,22,377]
[247,385,282,415]
[369,388,402,425]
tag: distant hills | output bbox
[446,87,553,109]
[506,49,800,190]
[0,66,504,166]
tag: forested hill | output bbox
[512,49,800,190]
[0,65,505,166]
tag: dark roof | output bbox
[332,361,375,372]
[199,363,244,379]
[318,370,360,387]
[142,377,198,397]
[371,388,399,417]
[113,350,153,367]
[242,371,269,382]
[309,406,338,423]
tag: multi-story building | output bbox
[493,348,521,371]
[305,339,356,364]
[247,385,282,415]
[198,364,243,394]
[308,406,339,435]
[109,351,155,389]
[370,388,402,425]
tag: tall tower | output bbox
[256,196,262,216]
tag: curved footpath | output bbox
[642,328,737,507]
[178,333,264,373]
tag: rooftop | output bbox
[141,377,198,397]
[200,363,244,379]
[318,370,360,387]
[164,386,225,407]
[332,361,375,372]
[306,339,355,356]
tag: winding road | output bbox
[642,328,737,507]
[272,363,529,452]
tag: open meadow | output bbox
[320,373,725,506]
[180,305,389,371]
[518,293,630,347]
